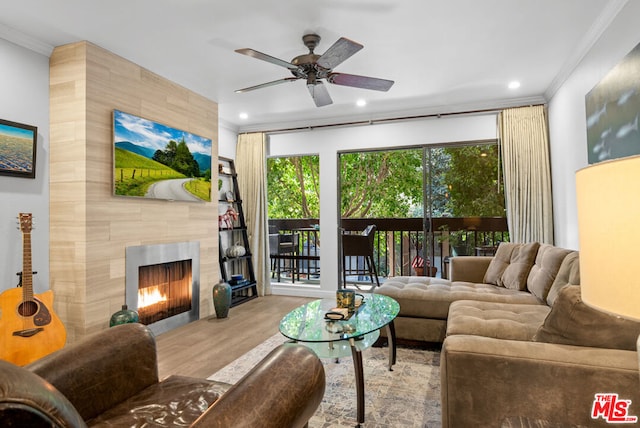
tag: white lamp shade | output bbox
[576,155,640,321]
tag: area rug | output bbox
[208,334,442,427]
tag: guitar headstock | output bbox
[18,213,33,233]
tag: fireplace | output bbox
[125,241,200,335]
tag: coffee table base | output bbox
[351,321,396,426]
[349,337,365,426]
[279,295,399,427]
[301,321,396,427]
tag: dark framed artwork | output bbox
[0,118,37,178]
[113,110,213,202]
[585,41,640,164]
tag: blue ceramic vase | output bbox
[109,304,139,327]
[213,281,232,318]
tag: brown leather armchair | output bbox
[0,323,325,427]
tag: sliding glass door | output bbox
[424,143,506,273]
[338,141,505,280]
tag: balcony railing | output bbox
[269,217,508,284]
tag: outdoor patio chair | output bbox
[269,232,300,282]
[341,224,380,289]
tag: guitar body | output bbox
[0,287,67,366]
[0,213,67,366]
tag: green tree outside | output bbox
[340,149,423,218]
[267,155,320,218]
[442,144,505,217]
[267,143,504,221]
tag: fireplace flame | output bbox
[138,286,167,309]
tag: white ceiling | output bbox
[0,0,626,132]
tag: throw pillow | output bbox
[499,242,540,290]
[545,251,580,306]
[483,242,519,285]
[526,244,572,301]
[533,285,640,351]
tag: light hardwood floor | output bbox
[155,295,313,380]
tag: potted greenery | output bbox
[438,226,472,256]
[450,231,471,256]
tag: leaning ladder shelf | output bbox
[218,157,258,307]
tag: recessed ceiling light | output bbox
[239,112,249,120]
[356,99,367,107]
[508,81,521,90]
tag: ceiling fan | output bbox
[234,34,394,107]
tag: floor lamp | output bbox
[576,155,640,373]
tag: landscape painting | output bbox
[113,110,212,202]
[0,118,37,179]
[585,41,640,164]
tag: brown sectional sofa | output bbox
[375,242,640,427]
[0,323,325,427]
[374,242,558,343]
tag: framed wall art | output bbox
[585,41,640,164]
[113,110,213,202]
[0,118,37,179]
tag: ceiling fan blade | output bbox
[328,72,394,92]
[307,81,333,107]
[235,48,298,70]
[235,77,299,93]
[317,37,363,70]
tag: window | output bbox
[267,155,320,284]
[267,155,319,219]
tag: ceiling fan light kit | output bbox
[235,33,394,107]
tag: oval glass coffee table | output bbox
[279,293,399,427]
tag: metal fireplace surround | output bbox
[125,241,200,335]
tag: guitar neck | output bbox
[22,231,33,301]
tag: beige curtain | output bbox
[499,105,554,244]
[235,132,271,296]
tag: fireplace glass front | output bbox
[137,260,192,325]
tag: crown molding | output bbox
[0,22,54,56]
[219,117,240,134]
[544,0,629,100]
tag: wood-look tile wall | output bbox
[49,41,219,342]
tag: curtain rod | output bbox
[241,103,546,135]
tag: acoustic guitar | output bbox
[0,213,66,366]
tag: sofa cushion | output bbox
[447,300,550,341]
[483,242,540,290]
[373,277,453,319]
[87,375,230,427]
[546,251,580,306]
[500,242,540,290]
[483,242,519,285]
[533,285,640,351]
[501,416,589,428]
[374,276,541,320]
[526,244,572,302]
